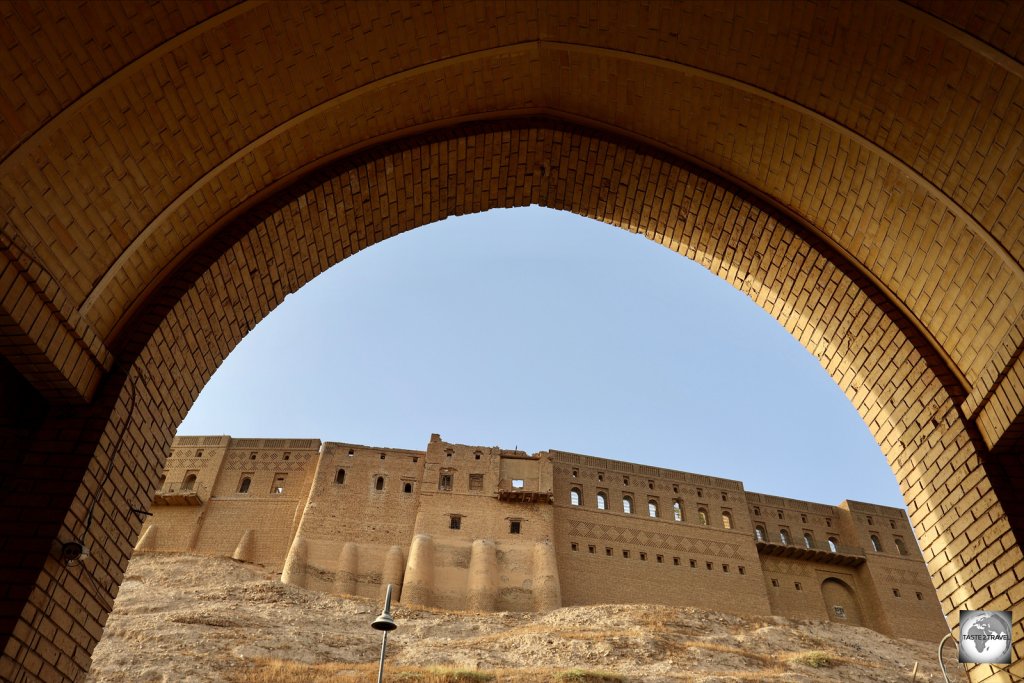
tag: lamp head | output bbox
[371,613,397,631]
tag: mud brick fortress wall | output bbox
[138,434,948,641]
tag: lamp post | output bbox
[371,584,398,683]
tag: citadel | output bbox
[139,433,948,640]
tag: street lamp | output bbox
[371,584,398,683]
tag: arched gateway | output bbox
[1,3,1022,681]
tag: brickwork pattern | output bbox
[2,3,1024,681]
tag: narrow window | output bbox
[571,542,578,551]
[698,508,709,525]
[803,532,813,549]
[777,509,784,519]
[335,468,346,485]
[826,518,832,527]
[892,588,900,598]
[348,449,354,456]
[571,468,578,477]
[690,559,697,568]
[915,591,923,600]
[771,578,779,587]
[449,515,461,530]
[271,473,286,495]
[800,513,807,523]
[828,537,838,553]
[596,492,608,510]
[723,564,729,573]
[469,474,483,491]
[250,452,257,460]
[673,500,683,522]
[196,449,203,458]
[672,484,678,494]
[375,476,384,491]
[894,537,908,555]
[597,472,604,482]
[283,452,290,460]
[706,561,713,570]
[570,488,582,506]
[696,488,703,498]
[623,476,629,485]
[403,482,413,493]
[753,506,760,516]
[606,547,613,556]
[475,451,482,460]
[379,453,384,460]
[509,520,521,534]
[673,557,680,566]
[588,545,595,554]
[648,480,654,490]
[181,472,198,491]
[779,528,790,545]
[721,492,727,502]
[721,511,733,529]
[238,476,252,494]
[795,582,802,591]
[656,555,663,563]
[639,552,647,561]
[623,496,633,514]
[871,534,882,552]
[445,449,453,458]
[738,566,745,575]
[755,525,767,542]
[622,550,630,559]
[889,519,897,529]
[439,472,453,491]
[867,516,873,525]
[648,500,659,518]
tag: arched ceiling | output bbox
[2,0,1023,437]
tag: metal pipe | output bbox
[376,630,389,683]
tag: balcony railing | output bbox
[495,479,553,504]
[153,480,207,506]
[754,534,865,566]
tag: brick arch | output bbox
[4,121,1018,681]
[3,3,1024,681]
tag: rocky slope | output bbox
[86,553,965,682]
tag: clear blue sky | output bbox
[178,206,904,509]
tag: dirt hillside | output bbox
[86,553,965,682]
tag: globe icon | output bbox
[959,611,1012,664]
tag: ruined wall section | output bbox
[549,451,770,615]
[404,436,557,612]
[282,441,425,600]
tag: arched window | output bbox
[403,482,413,493]
[648,500,659,518]
[570,488,582,506]
[779,529,790,545]
[181,473,197,491]
[870,534,882,552]
[698,508,709,525]
[596,491,607,510]
[828,537,838,553]
[721,512,733,529]
[335,468,346,485]
[894,537,908,555]
[803,533,813,548]
[623,496,633,514]
[755,525,767,542]
[672,500,683,522]
[238,477,251,494]
[375,476,384,491]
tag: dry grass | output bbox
[228,659,627,682]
